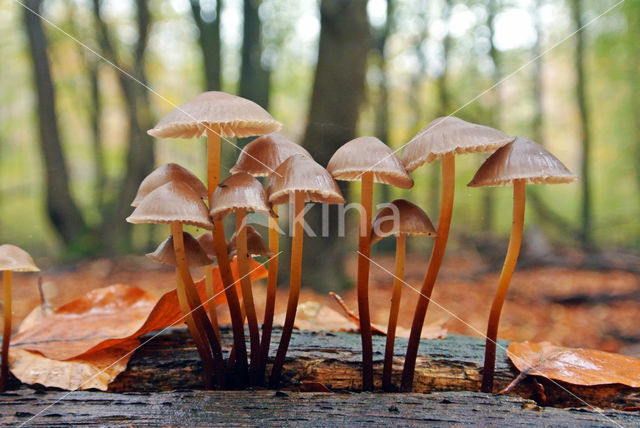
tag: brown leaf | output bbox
[273,301,358,332]
[507,341,640,387]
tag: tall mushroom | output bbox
[127,181,224,388]
[209,172,274,382]
[148,91,281,381]
[370,200,437,391]
[0,245,39,392]
[230,133,311,378]
[327,136,413,391]
[131,163,208,207]
[468,137,577,392]
[400,116,514,391]
[267,154,345,388]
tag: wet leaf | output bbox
[507,341,640,387]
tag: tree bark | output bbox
[190,0,223,91]
[23,0,89,249]
[299,0,371,292]
[239,0,270,108]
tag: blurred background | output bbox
[1,0,639,352]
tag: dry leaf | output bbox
[507,341,640,387]
[273,301,358,332]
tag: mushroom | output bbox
[230,133,311,379]
[327,136,412,391]
[209,172,274,382]
[399,116,514,391]
[468,137,577,392]
[227,225,274,260]
[196,232,221,335]
[148,91,282,382]
[127,181,224,388]
[370,200,437,391]
[131,163,207,207]
[0,244,39,392]
[267,154,344,387]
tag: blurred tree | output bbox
[239,0,270,108]
[301,0,371,291]
[531,0,544,145]
[190,0,223,91]
[625,0,640,192]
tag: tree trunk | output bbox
[190,0,223,91]
[570,0,593,250]
[299,0,371,292]
[23,0,89,249]
[531,0,545,145]
[239,0,270,108]
[625,0,640,192]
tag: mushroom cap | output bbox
[267,155,345,205]
[227,225,273,259]
[402,116,515,172]
[196,232,216,259]
[0,244,39,272]
[126,181,214,229]
[230,133,312,177]
[148,91,282,139]
[146,232,213,268]
[468,137,578,187]
[370,199,437,243]
[209,172,274,221]
[131,163,207,207]
[327,136,413,189]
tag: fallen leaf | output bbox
[273,301,357,332]
[507,341,640,388]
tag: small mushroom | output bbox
[131,163,207,207]
[127,181,224,389]
[267,154,344,388]
[399,116,514,392]
[210,172,274,383]
[227,225,274,259]
[0,244,39,392]
[327,136,412,391]
[468,137,577,393]
[370,200,437,391]
[195,232,220,332]
[230,133,311,380]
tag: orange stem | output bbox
[204,265,221,342]
[1,270,12,392]
[382,233,406,391]
[357,171,374,391]
[481,179,526,393]
[269,191,305,388]
[401,152,455,391]
[258,204,279,383]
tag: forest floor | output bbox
[6,249,640,357]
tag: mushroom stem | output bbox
[481,179,526,393]
[258,204,279,382]
[382,233,406,391]
[357,171,374,391]
[206,128,249,385]
[204,265,221,342]
[269,191,305,388]
[235,210,261,382]
[401,152,455,392]
[1,270,12,392]
[171,222,225,388]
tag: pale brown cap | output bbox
[0,244,39,272]
[148,91,282,139]
[209,173,274,221]
[267,155,345,205]
[468,137,578,187]
[196,232,216,259]
[230,133,312,177]
[146,232,213,268]
[131,163,207,207]
[402,117,514,173]
[327,136,413,189]
[371,199,437,243]
[126,181,213,229]
[227,226,273,259]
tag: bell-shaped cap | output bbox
[209,173,274,221]
[267,155,345,205]
[230,133,312,177]
[148,91,282,139]
[468,137,578,187]
[227,225,273,259]
[327,136,413,189]
[126,181,213,229]
[131,163,207,207]
[371,199,437,243]
[0,244,39,272]
[146,232,213,268]
[196,232,216,259]
[402,117,514,173]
